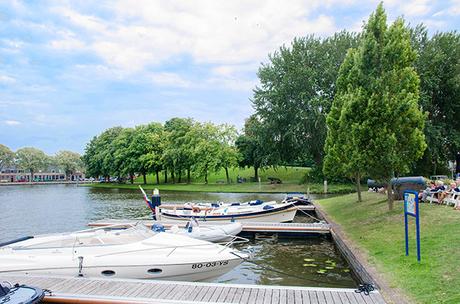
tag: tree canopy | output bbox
[15,147,50,180]
[252,32,359,170]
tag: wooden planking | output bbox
[1,274,386,304]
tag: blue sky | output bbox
[0,0,458,154]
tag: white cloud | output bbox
[0,75,16,84]
[49,1,338,74]
[150,72,191,88]
[434,0,460,16]
[3,120,21,126]
[49,36,85,51]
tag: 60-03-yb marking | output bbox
[191,260,229,269]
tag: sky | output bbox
[0,0,459,154]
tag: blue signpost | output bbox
[404,190,421,262]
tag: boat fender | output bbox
[263,205,274,210]
[250,200,263,206]
[192,206,201,213]
[151,224,166,232]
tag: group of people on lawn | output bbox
[419,179,460,209]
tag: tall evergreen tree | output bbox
[323,4,426,209]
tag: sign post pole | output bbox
[403,190,421,262]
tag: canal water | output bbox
[0,184,356,288]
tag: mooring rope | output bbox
[355,283,375,295]
[284,199,324,223]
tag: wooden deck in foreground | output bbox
[1,275,385,304]
[87,219,331,235]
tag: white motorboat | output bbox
[160,201,298,222]
[182,194,312,210]
[157,220,243,242]
[0,224,249,281]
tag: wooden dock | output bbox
[87,219,331,236]
[1,275,385,304]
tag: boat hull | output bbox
[160,207,297,223]
[0,258,243,281]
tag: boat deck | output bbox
[87,219,331,236]
[1,275,385,304]
[159,204,316,212]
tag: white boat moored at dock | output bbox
[0,224,249,281]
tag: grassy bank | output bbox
[84,166,357,194]
[85,181,356,194]
[318,192,460,304]
[135,166,309,184]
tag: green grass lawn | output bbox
[135,166,310,184]
[85,181,356,194]
[85,166,357,194]
[318,192,460,304]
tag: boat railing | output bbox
[95,233,249,258]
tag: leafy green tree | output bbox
[324,4,426,209]
[252,32,359,168]
[324,48,367,202]
[163,118,195,183]
[216,124,240,183]
[113,128,137,183]
[235,115,269,181]
[136,123,164,184]
[0,144,14,171]
[411,27,460,175]
[55,150,83,180]
[83,127,123,180]
[15,147,49,181]
[190,122,221,184]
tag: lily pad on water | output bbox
[303,263,317,267]
[303,258,315,262]
[325,259,334,264]
[317,269,327,274]
[343,269,350,273]
[325,266,334,270]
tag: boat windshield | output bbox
[14,224,155,249]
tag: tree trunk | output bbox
[387,181,394,210]
[254,166,259,181]
[130,174,134,184]
[178,170,182,183]
[187,168,191,184]
[225,167,230,184]
[356,173,362,202]
[164,169,168,183]
[30,170,34,182]
[204,164,208,184]
[156,170,160,184]
[171,170,175,184]
[142,173,147,185]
